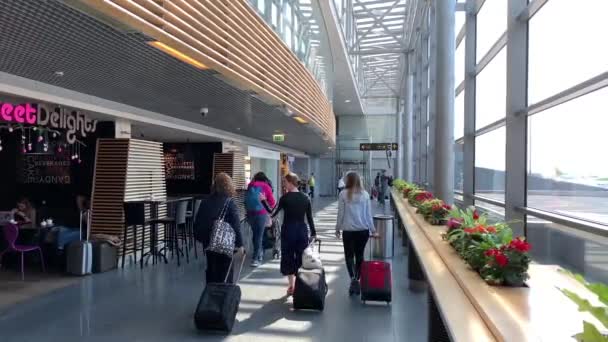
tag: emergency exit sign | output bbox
[360,143,398,151]
[273,134,285,142]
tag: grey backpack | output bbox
[206,199,236,257]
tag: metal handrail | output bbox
[517,206,608,238]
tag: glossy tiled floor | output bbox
[0,199,428,342]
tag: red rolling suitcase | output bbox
[360,239,392,304]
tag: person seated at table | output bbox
[11,197,36,229]
[45,194,90,250]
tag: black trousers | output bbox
[280,222,309,276]
[205,251,233,284]
[342,230,369,280]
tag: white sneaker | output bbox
[251,260,260,267]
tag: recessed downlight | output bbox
[293,116,308,124]
[344,99,351,103]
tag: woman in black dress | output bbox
[263,173,316,295]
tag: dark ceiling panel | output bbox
[0,0,329,154]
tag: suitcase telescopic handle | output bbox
[368,233,379,260]
[224,252,247,284]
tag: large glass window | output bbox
[271,2,278,27]
[528,0,608,103]
[455,37,466,86]
[475,200,505,223]
[257,0,266,14]
[475,0,506,62]
[284,26,292,49]
[454,142,464,192]
[454,91,464,139]
[527,88,608,225]
[455,11,465,39]
[475,126,506,201]
[475,47,506,129]
[527,215,608,283]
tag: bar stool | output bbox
[157,200,188,267]
[175,200,190,265]
[122,202,145,269]
[144,202,174,265]
[186,198,202,259]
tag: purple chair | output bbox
[0,223,45,280]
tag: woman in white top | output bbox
[335,172,377,296]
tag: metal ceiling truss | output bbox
[348,0,409,97]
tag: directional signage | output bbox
[272,134,285,142]
[359,143,398,151]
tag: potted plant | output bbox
[417,199,451,225]
[480,237,531,286]
[408,189,433,208]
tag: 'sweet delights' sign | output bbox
[0,102,98,144]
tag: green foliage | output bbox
[392,178,407,191]
[561,271,608,341]
[574,322,607,342]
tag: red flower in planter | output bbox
[486,226,497,234]
[404,188,411,196]
[442,204,452,210]
[415,192,433,202]
[473,210,480,220]
[495,253,509,267]
[464,225,488,234]
[474,225,487,234]
[447,218,463,230]
[431,204,443,212]
[508,238,531,253]
[485,248,508,267]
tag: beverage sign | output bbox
[164,150,195,180]
[0,102,98,144]
[359,143,399,151]
[19,154,71,184]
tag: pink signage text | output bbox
[0,102,37,125]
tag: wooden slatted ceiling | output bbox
[80,0,336,143]
[91,139,167,256]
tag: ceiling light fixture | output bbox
[345,99,351,103]
[54,71,64,77]
[148,41,208,70]
[293,116,308,124]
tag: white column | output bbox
[114,119,131,138]
[433,0,456,203]
[405,75,414,183]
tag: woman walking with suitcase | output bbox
[194,173,245,284]
[335,172,377,295]
[262,172,316,296]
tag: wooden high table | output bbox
[390,189,603,342]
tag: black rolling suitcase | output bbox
[194,254,246,333]
[293,240,327,311]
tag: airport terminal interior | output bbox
[0,0,606,341]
